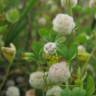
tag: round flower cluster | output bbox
[53,13,75,34]
[46,86,63,96]
[44,42,56,54]
[48,61,70,83]
[6,86,20,96]
[61,0,78,8]
[29,71,46,89]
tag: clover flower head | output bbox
[48,61,70,83]
[53,13,75,34]
[44,42,56,54]
[29,71,46,89]
[6,86,20,96]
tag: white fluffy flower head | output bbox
[48,61,70,83]
[29,71,45,89]
[6,86,20,96]
[61,0,78,7]
[44,42,56,54]
[53,13,75,34]
[46,86,63,96]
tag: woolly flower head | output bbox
[29,71,46,89]
[48,61,70,83]
[53,13,75,34]
[61,0,78,8]
[89,0,96,8]
[6,86,20,96]
[46,86,63,96]
[44,42,56,54]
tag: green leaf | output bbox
[58,43,77,61]
[76,33,90,44]
[61,88,71,96]
[72,5,83,14]
[57,44,68,59]
[32,41,43,57]
[86,75,95,96]
[72,87,86,96]
[4,0,37,45]
[68,43,77,61]
[39,27,56,42]
[0,25,7,33]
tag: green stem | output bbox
[0,61,13,92]
[5,0,37,45]
[82,47,96,75]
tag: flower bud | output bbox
[5,8,20,24]
[77,45,90,62]
[44,42,56,54]
[21,52,34,61]
[1,43,16,63]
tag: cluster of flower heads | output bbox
[43,13,76,55]
[29,1,76,94]
[29,0,91,95]
[29,62,70,96]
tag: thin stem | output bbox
[26,12,32,50]
[82,32,96,75]
[0,61,13,92]
[82,47,96,75]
